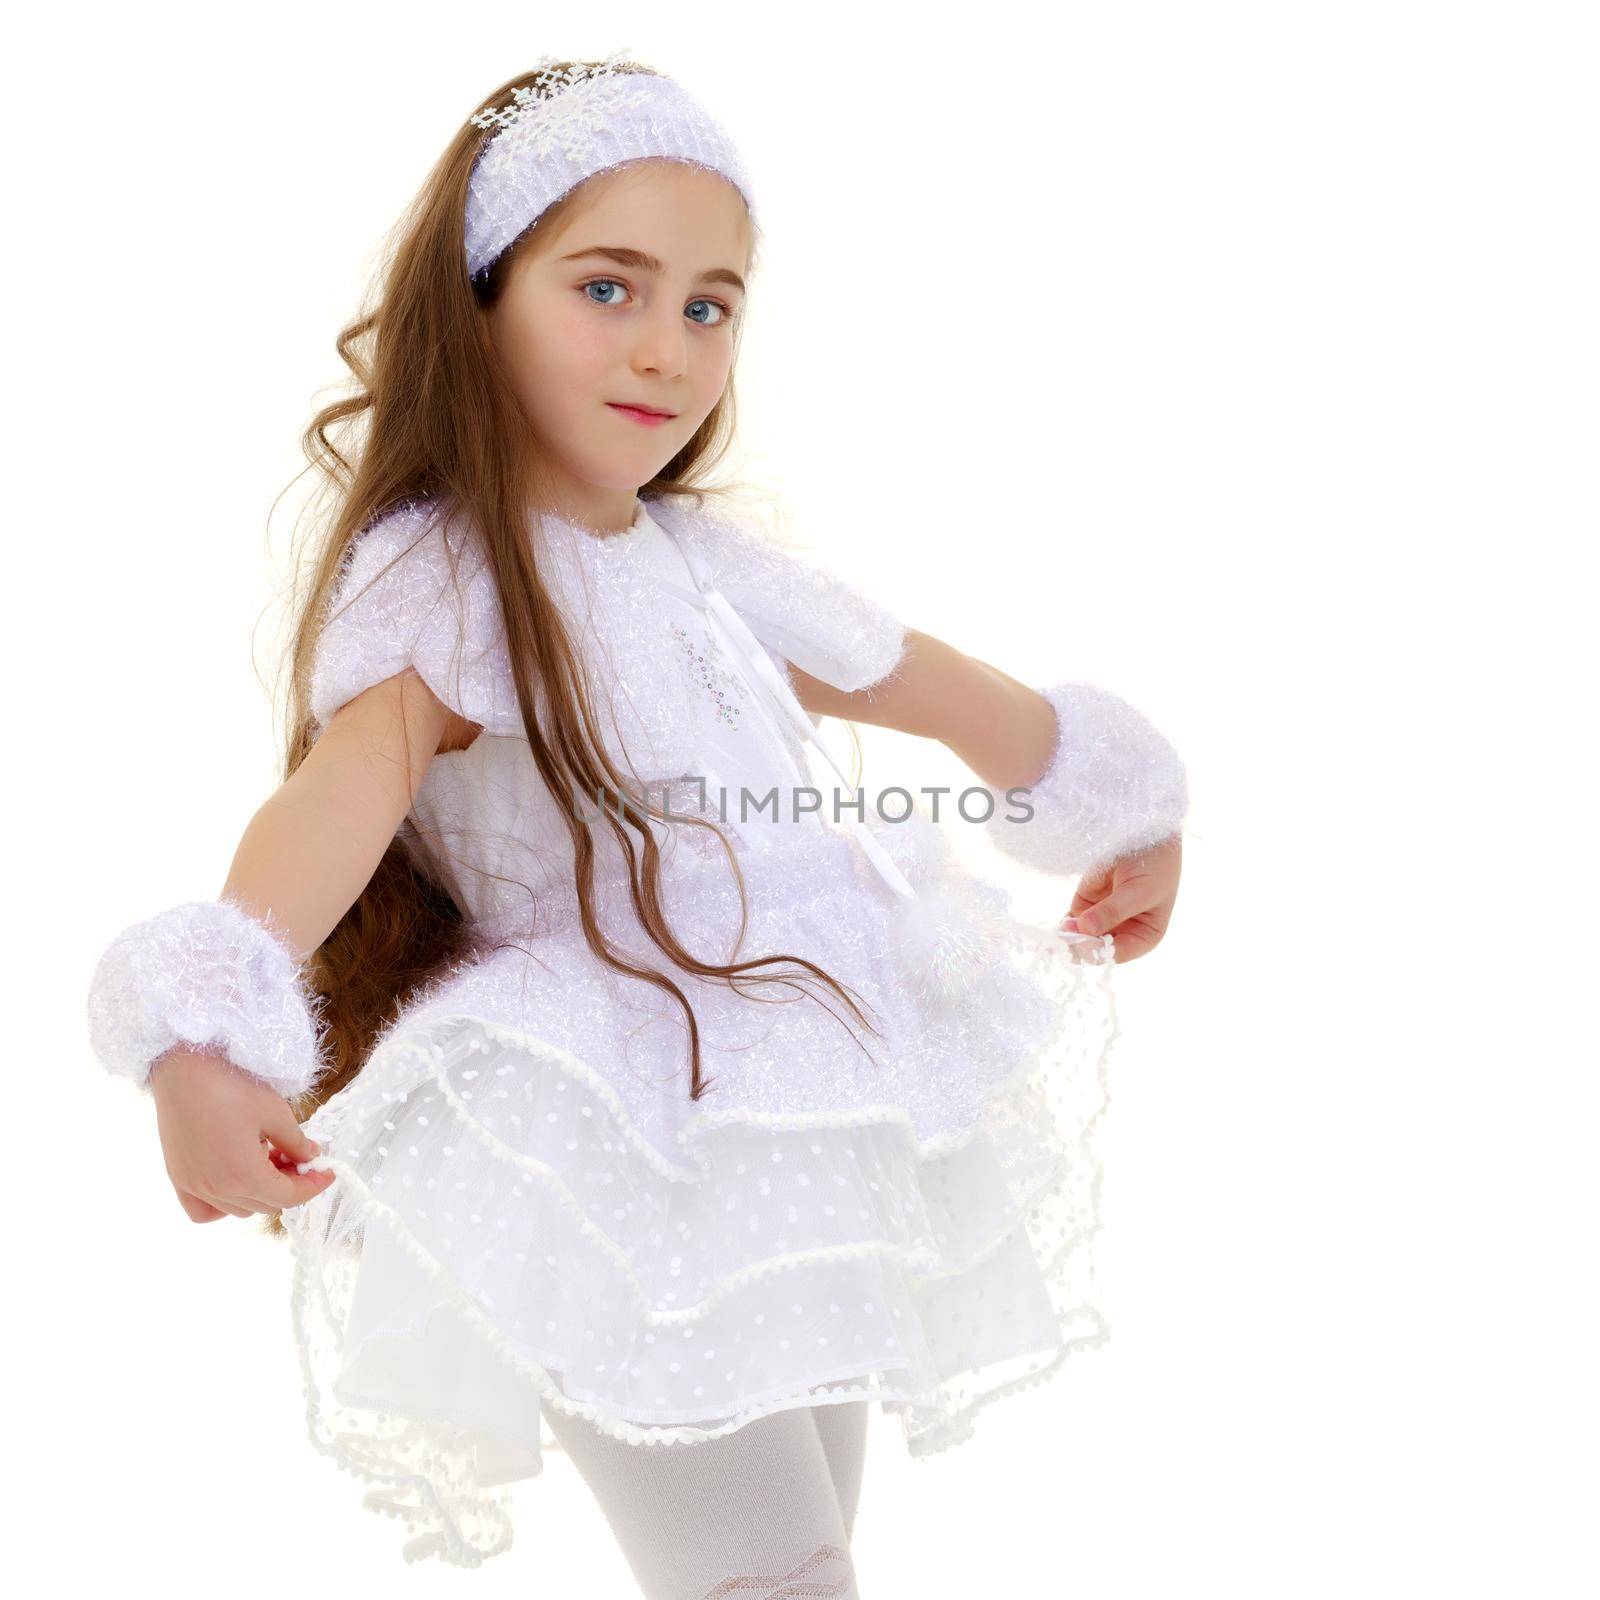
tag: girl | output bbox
[87,52,1187,1594]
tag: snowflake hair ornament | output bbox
[464,48,760,280]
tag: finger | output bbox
[235,1178,334,1217]
[1109,913,1168,963]
[1072,897,1124,936]
[219,1163,318,1215]
[176,1188,226,1224]
[243,1160,338,1214]
[1068,866,1113,919]
[1075,880,1166,936]
[192,1167,260,1217]
[260,1102,321,1165]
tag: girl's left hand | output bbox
[1060,832,1182,963]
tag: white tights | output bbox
[541,1398,869,1599]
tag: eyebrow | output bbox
[557,245,746,296]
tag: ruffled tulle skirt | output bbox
[279,815,1119,1566]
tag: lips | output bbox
[609,402,676,418]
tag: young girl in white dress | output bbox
[86,53,1188,1596]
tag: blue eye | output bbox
[580,278,732,326]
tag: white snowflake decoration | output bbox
[462,48,758,280]
[470,47,654,165]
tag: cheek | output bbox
[544,297,619,373]
[507,299,611,410]
[698,340,736,401]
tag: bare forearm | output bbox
[934,657,1057,792]
[791,629,1057,791]
[88,671,444,1100]
[219,770,399,963]
[220,669,448,961]
[218,691,431,966]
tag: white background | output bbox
[13,2,1595,1594]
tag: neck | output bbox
[532,483,642,538]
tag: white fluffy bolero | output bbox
[87,489,1188,1100]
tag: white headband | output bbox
[465,49,759,280]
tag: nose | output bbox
[631,303,690,381]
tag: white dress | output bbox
[281,489,1118,1566]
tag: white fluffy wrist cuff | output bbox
[983,682,1188,879]
[86,896,330,1100]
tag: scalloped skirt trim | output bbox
[279,941,1119,1568]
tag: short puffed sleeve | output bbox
[648,493,909,694]
[309,498,521,735]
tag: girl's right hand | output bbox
[148,1047,337,1223]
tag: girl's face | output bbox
[485,159,752,534]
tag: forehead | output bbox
[539,159,750,249]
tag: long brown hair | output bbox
[261,59,881,1236]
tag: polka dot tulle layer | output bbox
[278,825,1119,1568]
